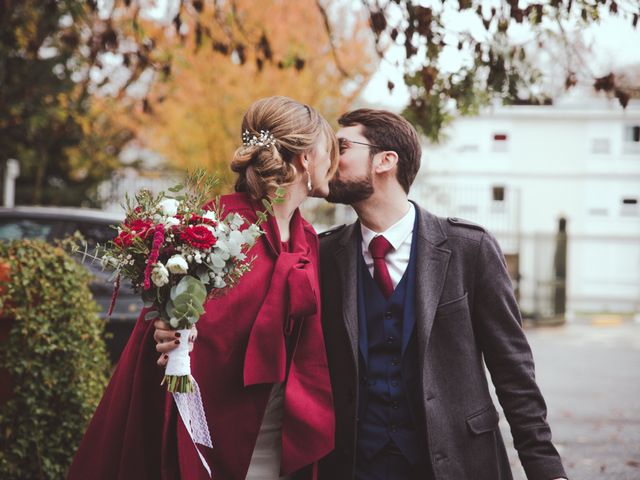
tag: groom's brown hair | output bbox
[338,109,421,194]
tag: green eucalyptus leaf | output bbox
[172,293,192,308]
[261,198,274,215]
[175,275,206,300]
[144,310,159,321]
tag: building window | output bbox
[492,133,509,152]
[623,125,640,154]
[621,197,638,216]
[591,138,610,154]
[492,186,505,202]
[457,144,479,153]
[625,126,640,142]
[588,207,608,216]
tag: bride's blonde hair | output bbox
[231,96,338,200]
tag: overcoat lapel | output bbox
[414,207,451,367]
[334,223,360,369]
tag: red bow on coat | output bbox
[242,207,334,475]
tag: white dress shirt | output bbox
[360,204,416,289]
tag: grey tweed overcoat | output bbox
[317,204,567,480]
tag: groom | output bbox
[318,109,567,480]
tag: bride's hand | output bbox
[153,320,198,367]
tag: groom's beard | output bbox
[326,171,374,205]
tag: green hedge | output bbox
[0,240,110,479]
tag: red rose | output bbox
[188,214,216,226]
[114,231,133,248]
[126,218,154,237]
[114,218,154,248]
[181,225,217,250]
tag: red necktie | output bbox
[369,235,394,299]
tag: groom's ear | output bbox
[373,150,398,175]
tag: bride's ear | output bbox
[292,153,309,173]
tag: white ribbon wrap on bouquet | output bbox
[166,328,213,477]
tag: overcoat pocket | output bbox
[435,291,468,315]
[466,405,499,434]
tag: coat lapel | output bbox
[334,223,360,368]
[414,207,451,365]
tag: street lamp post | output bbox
[3,159,20,208]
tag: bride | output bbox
[68,96,338,480]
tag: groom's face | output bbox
[326,125,375,205]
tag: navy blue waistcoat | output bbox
[356,218,426,465]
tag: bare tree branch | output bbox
[315,0,350,78]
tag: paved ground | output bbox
[496,317,640,480]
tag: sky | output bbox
[360,7,640,111]
[134,0,639,111]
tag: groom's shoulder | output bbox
[319,224,347,242]
[444,216,486,233]
[416,207,487,251]
[415,203,486,242]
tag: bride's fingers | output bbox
[154,319,172,331]
[153,328,182,344]
[156,338,180,353]
[157,353,169,367]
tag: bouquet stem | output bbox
[162,328,193,393]
[162,374,194,393]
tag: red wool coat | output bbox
[68,192,335,480]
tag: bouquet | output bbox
[74,170,280,393]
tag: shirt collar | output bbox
[360,203,415,252]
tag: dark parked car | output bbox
[0,206,142,363]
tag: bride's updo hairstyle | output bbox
[231,96,338,200]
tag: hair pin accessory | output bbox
[242,129,277,149]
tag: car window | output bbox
[0,219,61,241]
[72,222,118,247]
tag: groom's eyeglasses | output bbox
[338,137,382,154]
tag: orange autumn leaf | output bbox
[134,0,376,191]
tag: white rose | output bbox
[158,198,179,217]
[166,254,189,274]
[163,216,180,228]
[151,263,169,287]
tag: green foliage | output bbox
[366,0,639,141]
[0,240,110,479]
[166,276,207,329]
[0,1,133,206]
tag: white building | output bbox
[411,91,640,317]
